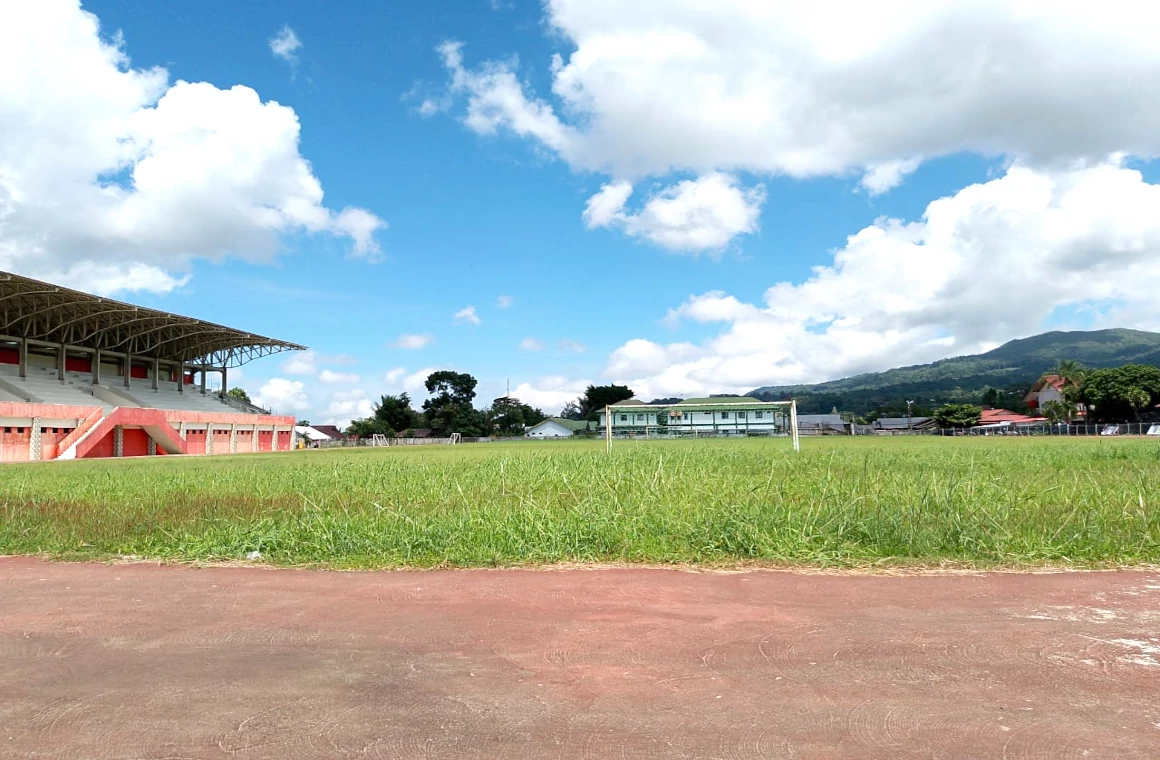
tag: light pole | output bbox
[906,400,914,432]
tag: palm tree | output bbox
[1051,360,1086,386]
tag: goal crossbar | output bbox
[603,399,799,452]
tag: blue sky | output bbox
[7,1,1160,424]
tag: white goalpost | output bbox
[370,434,389,447]
[603,399,800,453]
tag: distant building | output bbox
[874,416,933,432]
[978,408,1047,427]
[598,396,795,433]
[526,418,591,438]
[310,424,348,441]
[1024,375,1066,410]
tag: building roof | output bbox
[310,425,347,439]
[798,413,846,427]
[874,417,932,429]
[980,408,1047,425]
[529,417,589,432]
[0,270,305,367]
[677,396,763,405]
[294,425,332,441]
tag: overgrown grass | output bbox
[1,437,1158,568]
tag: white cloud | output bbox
[860,158,922,196]
[253,378,310,414]
[0,3,383,294]
[519,337,544,351]
[510,376,591,414]
[496,294,514,308]
[324,389,372,427]
[605,161,1160,398]
[391,333,434,349]
[281,351,318,376]
[453,305,482,325]
[319,369,360,384]
[269,25,301,65]
[585,173,765,253]
[439,2,1160,183]
[383,367,406,385]
[557,339,586,353]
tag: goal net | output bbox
[602,399,799,452]
[369,434,389,447]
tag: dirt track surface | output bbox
[1,559,1159,759]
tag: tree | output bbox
[346,393,424,437]
[559,400,583,420]
[423,371,484,436]
[933,404,982,429]
[578,384,634,420]
[487,396,546,436]
[1041,399,1072,424]
[1051,359,1087,387]
[226,387,251,403]
[296,419,310,427]
[1080,364,1160,422]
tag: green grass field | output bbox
[2,436,1158,568]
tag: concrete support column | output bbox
[29,417,41,461]
[124,353,132,388]
[18,339,27,380]
[229,424,237,454]
[221,367,228,398]
[178,421,187,440]
[251,425,259,452]
[271,427,279,452]
[205,426,214,455]
[113,425,124,458]
[200,367,206,395]
[152,357,159,391]
[93,349,101,385]
[178,362,184,393]
[57,344,66,383]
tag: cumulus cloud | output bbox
[324,389,372,426]
[319,369,360,384]
[453,305,481,325]
[391,333,434,349]
[439,2,1160,181]
[496,294,514,308]
[281,351,318,376]
[519,337,544,351]
[0,3,383,294]
[510,376,591,414]
[268,25,301,65]
[606,161,1160,398]
[585,174,765,253]
[253,378,310,414]
[558,339,586,353]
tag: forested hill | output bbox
[750,329,1160,415]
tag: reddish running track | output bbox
[1,558,1158,759]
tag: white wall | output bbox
[527,420,574,438]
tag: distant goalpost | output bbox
[603,399,799,452]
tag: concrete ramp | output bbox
[70,408,188,459]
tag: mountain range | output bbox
[749,329,1160,415]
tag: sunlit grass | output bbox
[1,436,1158,568]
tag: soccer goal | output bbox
[602,399,799,452]
[448,432,462,445]
[369,434,389,447]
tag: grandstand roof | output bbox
[0,270,306,367]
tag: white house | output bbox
[526,417,590,438]
[598,397,789,433]
[1024,375,1066,411]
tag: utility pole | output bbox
[906,400,914,432]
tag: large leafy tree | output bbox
[1080,364,1160,422]
[487,396,547,436]
[577,384,634,420]
[226,387,251,403]
[933,404,982,429]
[559,400,583,420]
[347,393,424,437]
[423,371,484,436]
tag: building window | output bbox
[636,414,644,421]
[738,412,746,419]
[720,412,729,419]
[756,411,764,419]
[619,414,628,422]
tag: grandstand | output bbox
[0,271,304,461]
